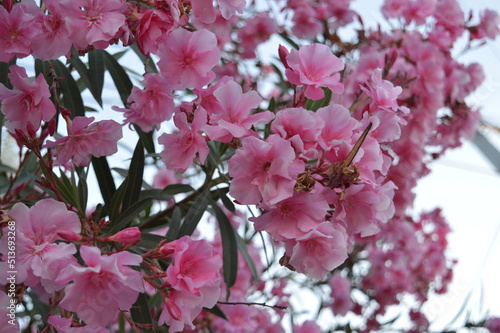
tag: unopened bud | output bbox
[165,299,182,321]
[57,229,81,241]
[278,45,290,69]
[3,0,13,12]
[159,241,177,257]
[48,118,57,136]
[60,107,72,117]
[109,227,141,243]
[26,122,37,139]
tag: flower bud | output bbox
[165,299,182,321]
[109,227,141,243]
[57,229,81,241]
[278,45,290,69]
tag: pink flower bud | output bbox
[3,0,13,12]
[159,241,176,257]
[165,299,182,321]
[26,121,37,139]
[109,227,141,243]
[278,45,290,69]
[57,229,81,241]
[48,118,57,136]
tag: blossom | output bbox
[328,272,354,315]
[56,246,144,327]
[293,320,322,333]
[0,199,80,293]
[158,236,222,332]
[113,73,175,132]
[47,315,108,333]
[0,65,56,133]
[474,9,500,40]
[202,80,274,143]
[0,2,39,62]
[285,43,344,100]
[228,135,304,206]
[58,0,127,50]
[45,116,123,167]
[157,28,220,89]
[237,13,277,59]
[134,8,175,56]
[158,107,209,173]
[287,222,348,279]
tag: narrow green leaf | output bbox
[0,59,15,89]
[137,233,165,249]
[161,184,195,196]
[130,42,158,74]
[217,188,235,213]
[78,172,88,215]
[69,48,97,104]
[235,232,259,283]
[109,179,129,224]
[92,156,116,208]
[177,189,210,237]
[307,87,332,111]
[133,125,156,155]
[50,59,85,117]
[88,49,105,106]
[278,32,300,50]
[110,197,152,233]
[203,305,228,321]
[122,139,145,212]
[53,176,79,208]
[102,50,133,106]
[209,201,238,293]
[130,293,154,333]
[165,207,182,241]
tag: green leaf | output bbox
[306,87,332,111]
[137,233,165,248]
[69,48,101,106]
[108,178,128,223]
[130,293,154,333]
[122,139,145,212]
[0,59,15,89]
[77,171,88,215]
[110,197,152,233]
[88,49,105,107]
[204,305,228,321]
[92,156,116,208]
[52,172,79,208]
[130,42,158,74]
[209,201,238,294]
[177,189,210,237]
[133,125,156,155]
[103,49,133,106]
[217,188,235,213]
[235,232,259,283]
[50,59,85,117]
[165,206,182,241]
[278,32,300,50]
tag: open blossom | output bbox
[58,0,127,50]
[47,315,108,333]
[237,12,277,59]
[0,2,39,62]
[0,199,80,293]
[158,107,209,173]
[113,73,175,132]
[202,80,274,142]
[157,28,220,89]
[134,8,175,56]
[159,236,222,332]
[45,116,123,167]
[287,222,349,279]
[285,43,344,100]
[228,135,305,206]
[56,246,144,327]
[0,65,56,133]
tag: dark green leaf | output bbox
[78,172,88,215]
[69,48,99,105]
[88,49,105,106]
[306,87,332,111]
[177,189,210,237]
[278,32,300,50]
[110,197,152,233]
[133,125,156,155]
[92,156,116,208]
[209,200,238,294]
[50,59,85,117]
[103,50,133,106]
[0,59,15,89]
[137,232,165,248]
[235,232,259,283]
[217,188,235,213]
[130,42,158,74]
[165,207,182,241]
[161,183,195,196]
[122,139,145,212]
[109,179,129,225]
[130,293,154,333]
[204,305,228,321]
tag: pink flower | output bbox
[237,13,277,59]
[165,236,222,297]
[217,0,246,20]
[157,28,220,89]
[287,222,348,279]
[202,80,274,143]
[158,107,209,173]
[113,73,175,132]
[159,236,222,332]
[45,116,123,167]
[228,135,305,206]
[0,65,56,134]
[291,5,323,40]
[328,272,354,314]
[0,199,80,293]
[47,315,108,333]
[293,320,322,333]
[250,192,329,240]
[486,317,500,333]
[271,107,324,154]
[58,0,127,50]
[56,246,144,327]
[134,8,175,56]
[317,104,360,151]
[30,1,72,60]
[472,9,500,40]
[152,168,182,189]
[0,2,39,62]
[285,43,344,100]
